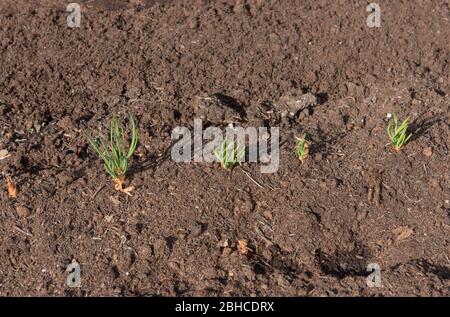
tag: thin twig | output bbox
[240,168,264,189]
[403,192,423,204]
[128,99,153,104]
[91,184,105,199]
[255,225,273,245]
[13,226,33,237]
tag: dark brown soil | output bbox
[0,0,449,296]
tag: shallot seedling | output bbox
[214,140,244,170]
[87,113,138,194]
[387,113,411,152]
[295,135,309,163]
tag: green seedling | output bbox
[214,140,244,170]
[295,135,309,163]
[387,113,412,152]
[87,113,138,193]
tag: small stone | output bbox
[16,205,30,218]
[105,95,121,107]
[192,93,243,124]
[191,223,204,237]
[153,239,169,259]
[275,92,318,117]
[356,210,368,221]
[222,247,232,257]
[177,229,188,240]
[109,196,121,206]
[422,147,433,157]
[233,0,244,13]
[33,121,42,133]
[262,210,273,220]
[346,82,365,97]
[0,149,9,159]
[25,120,34,130]
[57,117,74,131]
[220,239,230,248]
[233,191,255,214]
[139,245,152,258]
[50,155,61,167]
[328,178,338,188]
[429,178,441,190]
[168,261,180,271]
[393,226,413,241]
[57,171,73,186]
[125,87,142,100]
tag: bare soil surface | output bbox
[0,0,449,296]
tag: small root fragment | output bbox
[113,176,134,196]
[120,186,134,196]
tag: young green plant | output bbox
[295,134,309,163]
[87,114,138,194]
[214,140,244,170]
[387,113,412,152]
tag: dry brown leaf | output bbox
[237,239,250,255]
[6,176,17,198]
[109,196,121,206]
[422,147,433,157]
[393,226,413,241]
